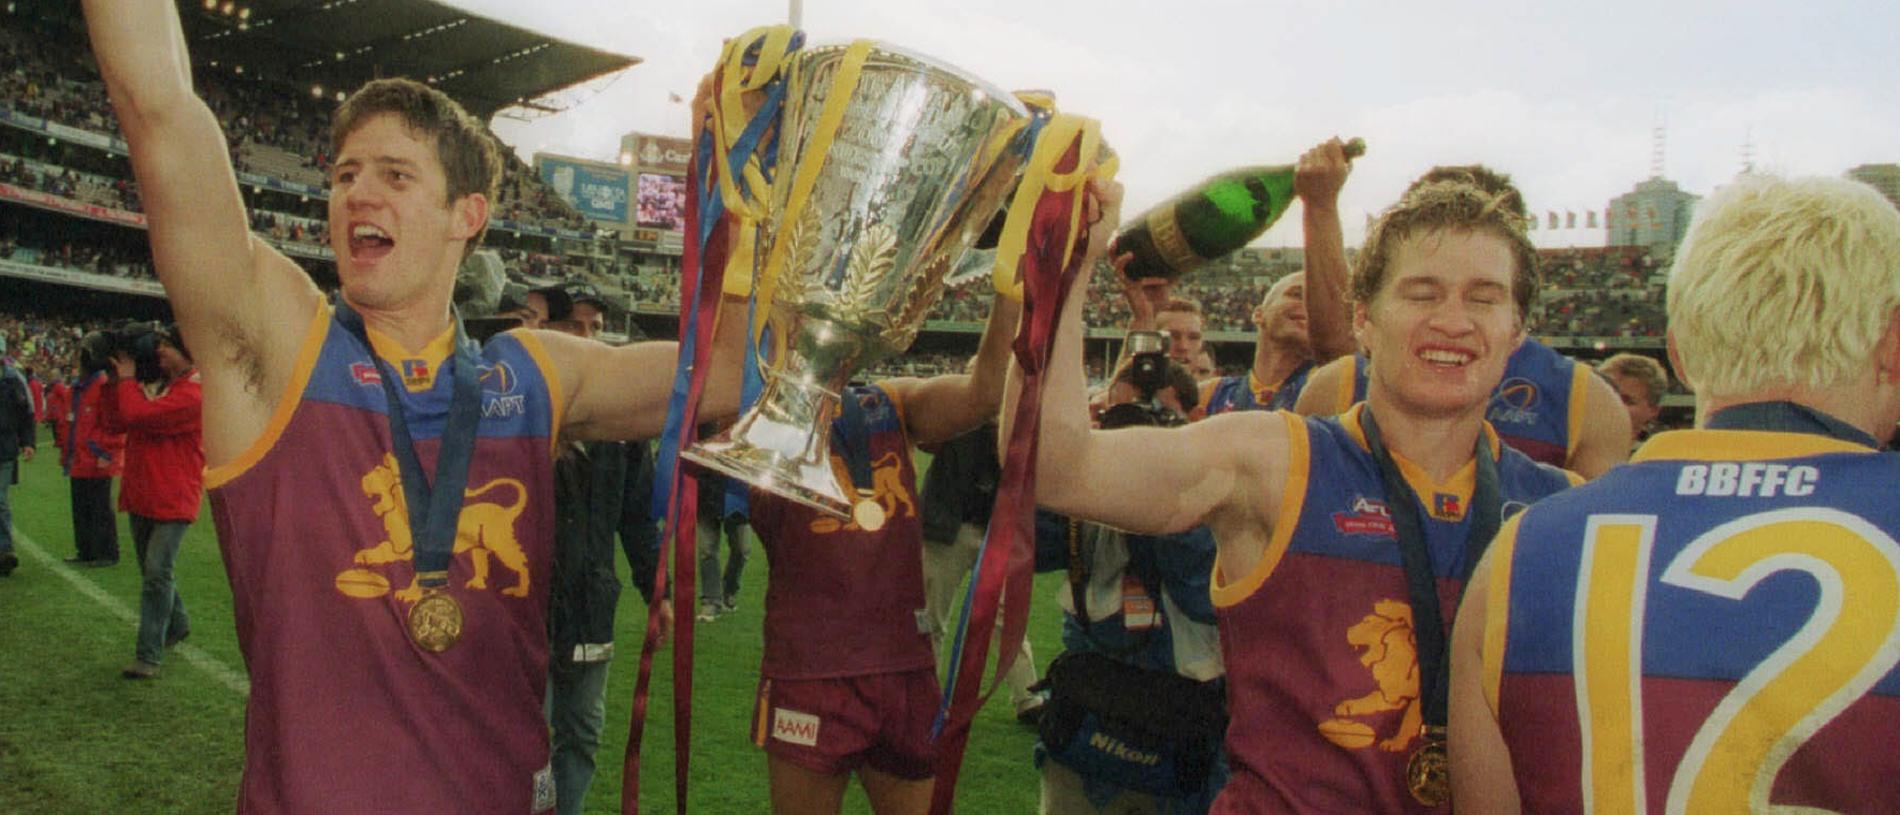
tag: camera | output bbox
[80,321,177,383]
[1123,330,1170,402]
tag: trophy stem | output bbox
[681,364,855,520]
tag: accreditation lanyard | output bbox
[1357,408,1501,733]
[336,298,484,587]
[1705,400,1879,448]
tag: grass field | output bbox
[0,427,1067,813]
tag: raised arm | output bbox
[83,0,321,465]
[884,292,1022,446]
[1295,138,1356,363]
[1003,179,1288,541]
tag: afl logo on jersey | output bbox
[479,361,526,418]
[1489,377,1540,426]
[479,361,518,395]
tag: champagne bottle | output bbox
[1111,138,1365,281]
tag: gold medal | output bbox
[1405,727,1450,807]
[852,490,886,532]
[407,589,464,653]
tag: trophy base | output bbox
[682,439,855,522]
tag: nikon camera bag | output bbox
[1036,650,1228,798]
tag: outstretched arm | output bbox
[1001,179,1288,540]
[884,292,1022,447]
[1296,138,1356,363]
[540,297,751,443]
[83,0,321,466]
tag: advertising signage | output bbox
[539,157,630,224]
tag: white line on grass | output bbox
[12,528,250,696]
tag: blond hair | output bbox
[1598,353,1668,406]
[1667,175,1900,397]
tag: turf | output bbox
[0,429,1066,813]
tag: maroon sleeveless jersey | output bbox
[748,384,936,680]
[206,308,560,813]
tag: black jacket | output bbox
[548,440,661,660]
[0,365,33,466]
[919,422,1000,544]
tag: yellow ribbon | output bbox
[988,109,1118,302]
[751,39,875,340]
[707,26,798,298]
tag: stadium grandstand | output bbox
[0,0,1673,403]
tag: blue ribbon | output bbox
[334,297,483,583]
[651,33,801,519]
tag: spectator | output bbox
[63,332,126,567]
[0,337,35,577]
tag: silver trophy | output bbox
[682,41,1037,525]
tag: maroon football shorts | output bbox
[752,668,942,779]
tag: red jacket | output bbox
[101,372,204,521]
[62,373,125,479]
[44,380,70,449]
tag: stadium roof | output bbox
[178,0,640,118]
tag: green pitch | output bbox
[0,431,1066,813]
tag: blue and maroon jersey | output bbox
[750,384,936,680]
[1485,429,1900,813]
[206,302,561,814]
[1211,404,1575,814]
[1202,361,1315,418]
[1337,340,1587,468]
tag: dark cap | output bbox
[561,281,609,311]
[530,286,575,323]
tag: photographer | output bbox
[1034,353,1229,814]
[63,333,127,568]
[100,324,203,679]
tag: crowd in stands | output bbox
[1,230,155,282]
[0,23,593,237]
[1,153,141,212]
[0,312,101,379]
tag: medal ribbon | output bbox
[333,297,483,589]
[1705,400,1879,447]
[929,114,1114,815]
[1357,407,1500,739]
[629,27,801,814]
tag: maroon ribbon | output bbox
[929,139,1092,814]
[622,148,728,815]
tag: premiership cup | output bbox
[682,41,1037,524]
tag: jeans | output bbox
[696,513,749,606]
[132,515,190,665]
[0,459,14,560]
[545,657,611,815]
[71,476,119,562]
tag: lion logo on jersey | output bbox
[336,453,532,603]
[809,451,916,534]
[1316,599,1421,753]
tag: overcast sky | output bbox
[461,0,1900,248]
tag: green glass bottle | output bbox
[1111,138,1365,280]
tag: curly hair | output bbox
[1352,180,1540,323]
